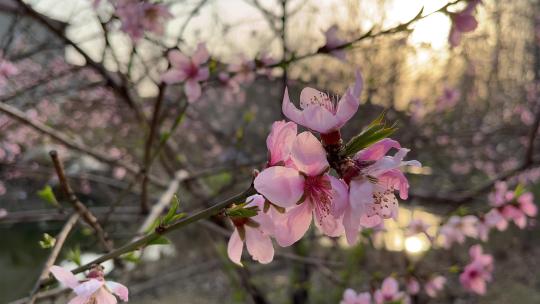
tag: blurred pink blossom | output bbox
[406,277,420,295]
[116,0,172,41]
[424,275,446,298]
[459,245,493,295]
[374,277,407,304]
[436,87,460,111]
[162,43,210,103]
[340,288,371,304]
[405,219,430,237]
[323,25,347,61]
[448,0,482,47]
[439,215,478,248]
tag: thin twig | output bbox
[49,150,114,252]
[33,186,256,290]
[0,101,167,188]
[141,79,168,214]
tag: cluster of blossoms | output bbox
[225,71,421,265]
[49,265,128,303]
[114,0,172,41]
[0,55,18,92]
[448,0,482,47]
[439,182,537,248]
[340,277,409,304]
[340,245,492,303]
[459,245,494,295]
[486,181,537,230]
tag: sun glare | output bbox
[405,236,429,254]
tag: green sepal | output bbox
[342,111,397,157]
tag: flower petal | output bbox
[329,176,349,217]
[94,287,117,304]
[355,138,401,162]
[49,265,79,289]
[161,69,187,83]
[381,277,399,295]
[73,279,104,297]
[106,281,129,301]
[184,80,202,103]
[245,227,274,264]
[266,120,297,166]
[454,13,478,32]
[194,67,210,81]
[227,229,244,266]
[68,295,90,304]
[282,88,307,127]
[301,105,341,134]
[254,166,304,208]
[192,43,209,65]
[335,71,363,125]
[168,50,190,68]
[314,207,343,237]
[276,202,313,247]
[290,132,329,176]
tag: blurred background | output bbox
[0,0,539,303]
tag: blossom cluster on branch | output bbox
[225,71,421,265]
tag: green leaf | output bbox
[226,203,259,218]
[66,246,81,266]
[243,111,255,123]
[145,218,162,234]
[121,252,141,264]
[39,233,56,249]
[37,186,60,208]
[147,236,171,246]
[514,184,526,197]
[342,112,397,157]
[170,213,186,222]
[163,194,180,224]
[448,265,461,273]
[159,131,170,143]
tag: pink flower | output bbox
[341,139,420,244]
[436,87,460,111]
[49,265,128,303]
[266,120,297,167]
[161,43,210,103]
[405,219,430,237]
[228,55,256,85]
[340,288,371,304]
[0,56,18,89]
[459,245,493,295]
[488,181,512,207]
[489,183,537,229]
[448,0,481,47]
[254,132,346,246]
[439,215,478,248]
[282,71,363,134]
[323,25,347,61]
[424,275,446,298]
[406,277,420,295]
[374,277,407,304]
[227,195,275,266]
[116,0,172,41]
